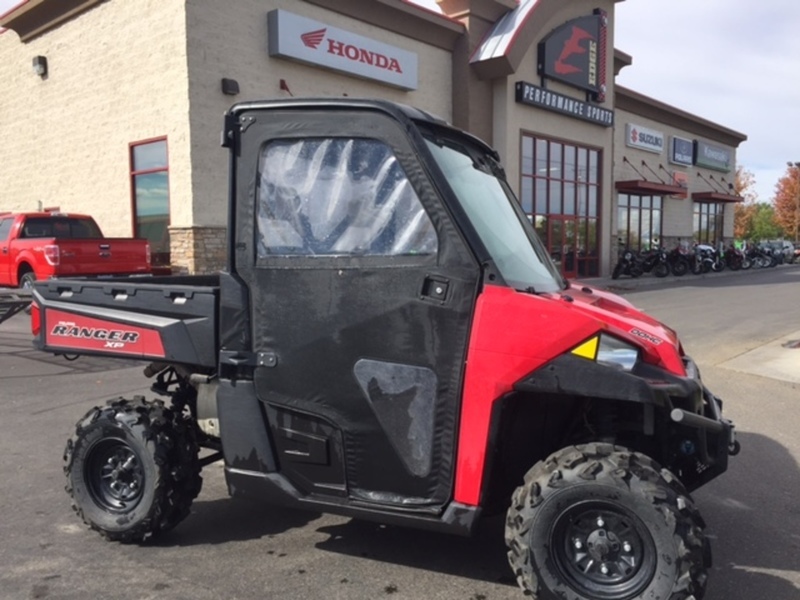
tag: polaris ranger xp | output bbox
[30,99,738,600]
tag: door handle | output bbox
[420,275,449,303]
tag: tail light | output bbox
[145,242,151,266]
[30,303,41,337]
[44,244,60,266]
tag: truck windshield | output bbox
[424,135,564,293]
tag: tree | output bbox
[774,163,800,242]
[750,203,783,241]
[733,165,758,239]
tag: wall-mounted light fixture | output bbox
[221,78,239,96]
[32,55,48,78]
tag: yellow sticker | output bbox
[571,337,599,360]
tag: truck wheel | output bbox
[19,271,35,289]
[505,444,708,600]
[64,397,202,542]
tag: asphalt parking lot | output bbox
[1,265,799,599]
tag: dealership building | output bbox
[0,0,746,278]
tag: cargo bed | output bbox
[31,275,219,367]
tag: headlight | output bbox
[571,333,639,372]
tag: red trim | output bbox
[454,285,601,505]
[44,308,166,358]
[691,191,743,203]
[0,0,28,21]
[453,284,686,506]
[615,180,687,196]
[596,9,607,102]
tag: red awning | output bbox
[615,180,688,196]
[691,191,743,203]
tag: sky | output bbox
[3,0,797,202]
[613,0,800,203]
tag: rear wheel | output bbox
[653,263,670,278]
[611,263,622,280]
[64,397,202,542]
[505,444,708,600]
[670,259,688,277]
[19,270,35,289]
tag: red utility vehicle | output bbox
[0,212,151,288]
[29,100,738,600]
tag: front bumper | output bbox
[514,353,738,492]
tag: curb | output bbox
[578,262,800,293]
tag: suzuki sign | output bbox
[267,10,418,91]
[625,123,664,154]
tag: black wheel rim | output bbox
[85,439,145,512]
[551,500,656,600]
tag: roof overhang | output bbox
[0,0,105,42]
[615,180,688,196]
[691,191,743,203]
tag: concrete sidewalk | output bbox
[577,261,800,292]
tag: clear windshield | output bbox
[424,136,564,293]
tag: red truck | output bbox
[0,212,151,288]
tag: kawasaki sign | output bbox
[267,10,418,90]
[695,140,732,172]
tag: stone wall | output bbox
[169,226,227,275]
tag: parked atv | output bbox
[30,99,737,600]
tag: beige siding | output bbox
[0,0,190,237]
[184,0,453,228]
[614,108,738,244]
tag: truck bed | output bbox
[31,275,219,367]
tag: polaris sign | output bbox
[267,10,418,90]
[625,123,664,154]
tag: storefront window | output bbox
[520,135,601,277]
[617,194,662,252]
[130,138,170,266]
[693,202,724,245]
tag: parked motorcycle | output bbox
[638,246,670,278]
[691,244,722,274]
[723,244,751,271]
[666,245,691,276]
[612,247,643,279]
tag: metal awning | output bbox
[615,180,688,196]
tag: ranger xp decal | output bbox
[45,309,165,357]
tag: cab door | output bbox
[232,106,481,510]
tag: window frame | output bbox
[617,193,663,252]
[129,136,170,266]
[693,201,724,245]
[519,132,602,277]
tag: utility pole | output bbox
[789,162,800,244]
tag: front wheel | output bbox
[653,263,670,278]
[670,259,688,277]
[505,444,708,600]
[64,397,202,542]
[611,262,622,280]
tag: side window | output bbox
[0,219,12,242]
[256,138,437,258]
